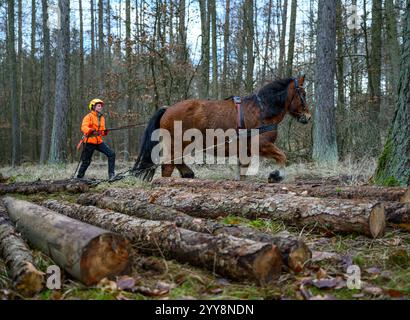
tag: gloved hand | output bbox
[98,130,108,136]
[87,128,96,135]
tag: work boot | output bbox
[108,172,116,181]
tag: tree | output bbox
[221,0,230,98]
[49,0,70,163]
[7,0,21,166]
[244,0,254,93]
[40,0,51,164]
[286,0,297,77]
[375,0,410,186]
[385,0,401,96]
[210,0,218,98]
[367,0,382,155]
[199,0,210,98]
[312,0,338,164]
[278,0,288,77]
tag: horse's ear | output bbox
[299,74,305,85]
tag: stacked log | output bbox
[76,193,311,272]
[42,200,283,285]
[0,179,97,195]
[102,187,386,238]
[0,200,44,296]
[2,197,131,286]
[152,177,410,203]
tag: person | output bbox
[76,98,116,180]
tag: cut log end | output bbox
[80,233,131,285]
[369,203,386,238]
[401,189,410,203]
[14,262,44,297]
[250,245,282,285]
[288,241,312,273]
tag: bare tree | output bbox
[312,0,338,164]
[49,0,70,163]
[7,0,21,166]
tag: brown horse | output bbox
[132,76,311,182]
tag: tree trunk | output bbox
[286,0,297,77]
[103,187,386,238]
[221,0,230,98]
[244,0,254,93]
[374,0,410,187]
[49,0,70,163]
[210,0,218,98]
[278,0,288,78]
[367,0,382,155]
[76,193,311,271]
[151,177,410,203]
[0,200,44,296]
[262,0,273,82]
[312,0,338,164]
[40,0,51,164]
[124,0,131,161]
[79,0,85,102]
[199,0,210,98]
[0,179,96,195]
[2,197,130,286]
[385,0,401,97]
[98,0,104,93]
[42,200,282,285]
[7,0,21,167]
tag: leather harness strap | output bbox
[233,96,245,129]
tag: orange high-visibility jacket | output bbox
[81,111,106,144]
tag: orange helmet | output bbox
[88,98,104,110]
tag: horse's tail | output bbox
[132,107,168,181]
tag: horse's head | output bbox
[288,75,311,124]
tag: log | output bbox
[2,197,130,286]
[76,193,311,271]
[0,200,44,296]
[103,187,386,238]
[42,200,283,285]
[151,178,410,231]
[152,177,410,203]
[0,178,98,195]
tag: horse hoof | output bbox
[182,172,195,179]
[268,170,284,183]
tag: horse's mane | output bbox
[257,78,293,117]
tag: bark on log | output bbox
[2,197,130,286]
[42,200,283,285]
[103,187,386,238]
[77,193,311,271]
[0,200,44,296]
[151,178,410,231]
[0,178,98,195]
[152,177,410,203]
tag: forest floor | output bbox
[0,159,409,300]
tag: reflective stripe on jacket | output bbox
[81,111,106,144]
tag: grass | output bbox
[0,160,409,300]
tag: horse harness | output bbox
[232,77,306,137]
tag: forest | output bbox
[0,0,409,302]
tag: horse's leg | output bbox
[176,163,195,178]
[260,143,287,183]
[161,164,175,177]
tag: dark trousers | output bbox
[77,142,115,178]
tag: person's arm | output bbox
[81,115,94,135]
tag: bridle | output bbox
[289,77,309,119]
